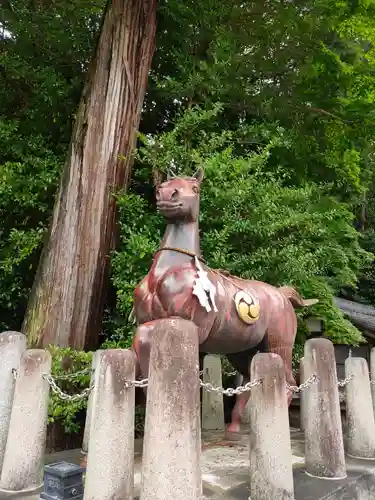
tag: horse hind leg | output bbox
[225,336,268,437]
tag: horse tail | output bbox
[278,286,318,308]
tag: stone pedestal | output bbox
[0,349,52,493]
[304,338,346,479]
[249,353,294,500]
[0,331,27,475]
[140,318,202,500]
[234,373,251,426]
[201,355,225,432]
[83,349,136,500]
[346,356,375,459]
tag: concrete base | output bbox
[3,428,375,500]
[220,467,375,500]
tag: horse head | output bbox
[155,167,204,222]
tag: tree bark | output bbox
[22,0,157,349]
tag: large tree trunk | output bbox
[22,0,157,349]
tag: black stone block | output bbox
[40,461,85,500]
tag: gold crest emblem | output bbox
[234,291,260,324]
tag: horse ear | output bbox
[167,168,177,180]
[193,167,204,183]
[152,168,163,186]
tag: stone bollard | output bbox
[201,354,225,432]
[81,349,102,454]
[299,357,306,432]
[140,318,201,500]
[83,349,136,500]
[242,400,251,426]
[345,356,375,459]
[237,372,251,427]
[371,348,375,419]
[249,353,294,500]
[0,331,27,475]
[0,349,52,493]
[304,338,346,479]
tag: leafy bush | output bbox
[0,123,61,331]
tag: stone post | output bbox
[140,318,202,500]
[345,356,375,459]
[0,349,51,493]
[201,354,225,432]
[83,349,136,500]
[238,373,251,426]
[304,338,346,479]
[299,357,306,432]
[0,331,27,475]
[249,353,294,500]
[81,349,102,454]
[371,348,375,419]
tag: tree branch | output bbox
[307,106,354,124]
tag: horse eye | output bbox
[192,186,199,194]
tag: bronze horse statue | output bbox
[132,167,317,435]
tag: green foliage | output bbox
[354,183,375,304]
[107,193,163,342]
[0,122,61,330]
[0,1,104,330]
[148,0,375,196]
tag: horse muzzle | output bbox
[157,201,183,214]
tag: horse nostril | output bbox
[171,189,179,201]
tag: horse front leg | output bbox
[132,322,156,401]
[227,379,250,436]
[225,342,267,438]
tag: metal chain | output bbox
[43,374,94,401]
[338,390,346,402]
[10,368,92,381]
[200,378,262,396]
[286,374,319,393]
[14,364,375,402]
[200,368,239,377]
[200,369,237,377]
[51,368,93,381]
[125,378,148,389]
[337,374,354,388]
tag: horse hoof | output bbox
[225,430,242,441]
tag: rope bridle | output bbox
[156,246,205,263]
